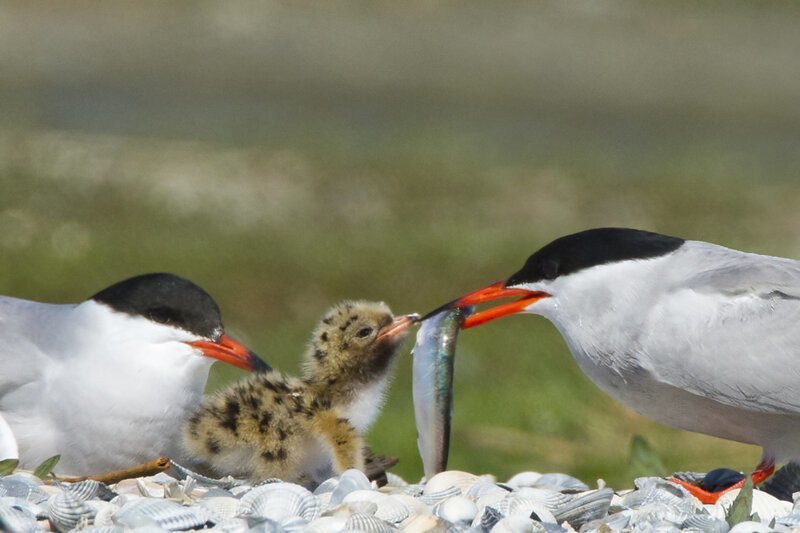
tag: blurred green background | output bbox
[2,1,798,486]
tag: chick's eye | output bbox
[355,327,373,338]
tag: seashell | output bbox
[476,505,504,531]
[114,497,211,530]
[240,482,321,522]
[728,521,773,533]
[48,489,96,532]
[280,515,311,532]
[434,495,478,524]
[579,510,631,532]
[305,516,347,533]
[494,492,557,524]
[344,512,398,532]
[242,516,284,532]
[551,488,614,528]
[374,496,411,524]
[383,473,409,489]
[419,485,461,506]
[61,479,117,502]
[711,488,792,524]
[136,477,165,498]
[490,515,544,533]
[624,478,699,515]
[209,517,250,532]
[0,499,41,533]
[0,474,48,503]
[196,496,242,523]
[170,460,247,490]
[341,490,410,524]
[531,473,590,492]
[467,479,510,502]
[625,503,693,528]
[423,470,479,496]
[330,469,372,505]
[85,500,119,526]
[76,527,126,533]
[397,513,444,533]
[383,494,429,519]
[681,513,730,533]
[343,489,386,505]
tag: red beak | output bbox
[422,280,549,329]
[187,334,269,372]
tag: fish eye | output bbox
[355,326,373,338]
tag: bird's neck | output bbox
[303,371,390,432]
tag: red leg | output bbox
[668,459,776,504]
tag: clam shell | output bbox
[531,473,590,492]
[681,513,730,533]
[0,474,48,503]
[467,480,510,501]
[240,482,321,522]
[114,497,211,530]
[341,490,410,524]
[711,488,792,523]
[625,503,693,528]
[551,488,613,528]
[490,515,544,533]
[344,512,398,532]
[728,521,773,533]
[47,490,95,532]
[434,495,478,524]
[76,527,126,533]
[305,516,347,533]
[0,499,40,533]
[86,500,119,526]
[61,479,117,502]
[208,517,250,532]
[476,506,504,531]
[330,469,372,505]
[400,514,445,533]
[419,485,461,506]
[424,470,479,496]
[196,496,242,523]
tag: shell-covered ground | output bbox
[2,466,799,533]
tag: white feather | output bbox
[514,240,800,462]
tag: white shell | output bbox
[423,470,479,495]
[401,514,446,533]
[305,516,347,533]
[114,497,211,530]
[419,485,460,506]
[0,474,48,503]
[196,496,242,523]
[47,490,95,532]
[240,482,321,522]
[551,488,614,528]
[61,479,116,502]
[490,515,543,533]
[712,488,792,523]
[344,512,398,532]
[208,517,250,532]
[434,495,477,524]
[0,499,41,533]
[681,513,730,533]
[330,469,372,505]
[728,521,773,533]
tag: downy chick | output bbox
[183,301,417,484]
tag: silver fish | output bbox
[412,307,472,479]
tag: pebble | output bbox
[3,467,800,532]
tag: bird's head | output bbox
[424,228,685,328]
[91,273,268,372]
[303,301,418,384]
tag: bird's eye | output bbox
[147,307,178,325]
[542,259,559,280]
[355,327,373,338]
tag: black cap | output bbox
[91,273,223,340]
[506,228,685,286]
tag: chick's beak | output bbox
[377,313,420,342]
[187,334,270,372]
[422,280,548,329]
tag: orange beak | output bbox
[187,334,270,372]
[377,313,420,341]
[422,280,549,329]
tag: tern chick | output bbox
[183,301,416,484]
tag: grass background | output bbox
[2,1,799,486]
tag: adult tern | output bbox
[425,227,800,503]
[0,273,267,475]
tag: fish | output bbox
[411,306,472,479]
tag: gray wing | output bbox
[642,241,800,415]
